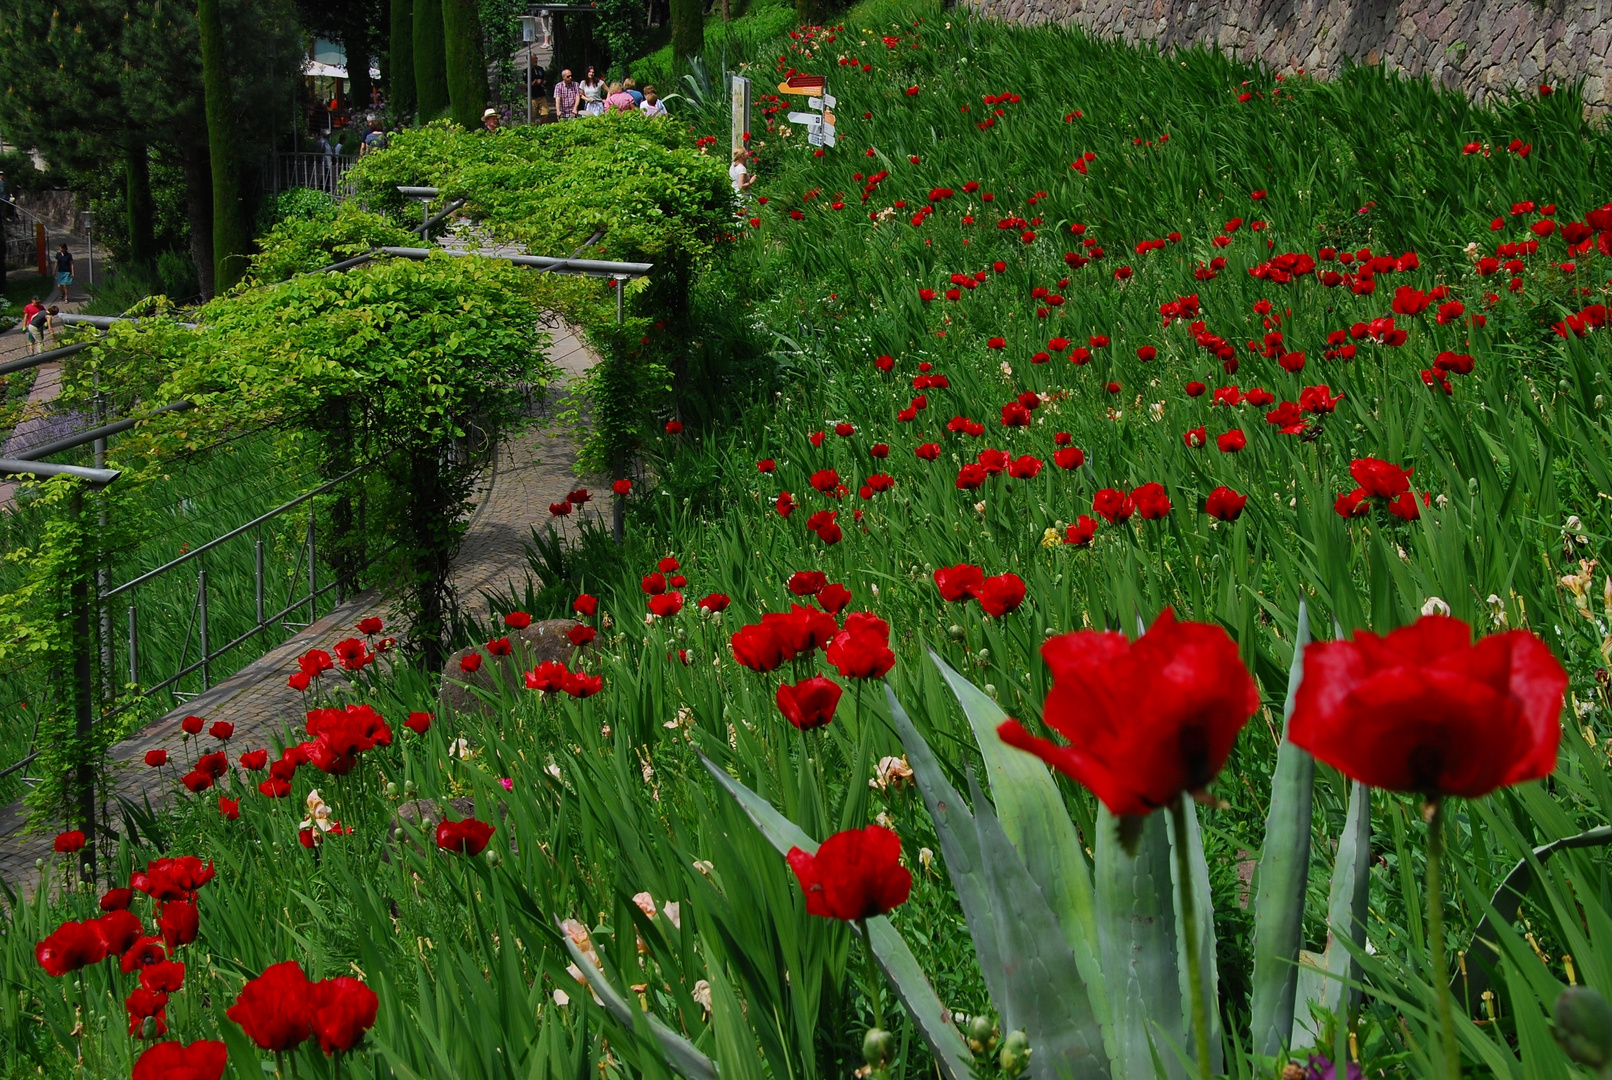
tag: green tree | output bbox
[390,0,417,114]
[442,0,488,128]
[414,0,450,119]
[197,0,250,290]
[670,0,703,65]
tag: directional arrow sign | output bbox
[808,94,836,110]
[787,111,821,126]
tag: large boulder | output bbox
[438,617,587,716]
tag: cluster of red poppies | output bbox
[1334,457,1429,521]
[227,959,378,1056]
[548,487,593,518]
[933,564,1026,617]
[36,857,212,1044]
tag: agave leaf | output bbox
[1249,600,1315,1056]
[557,920,718,1080]
[969,770,1112,1080]
[1096,806,1186,1080]
[884,683,1009,1010]
[1293,779,1373,1050]
[928,652,1110,1036]
[1165,797,1224,1075]
[698,752,977,1080]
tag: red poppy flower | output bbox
[1185,381,1206,397]
[1008,455,1043,479]
[757,458,776,472]
[436,819,496,855]
[1206,486,1248,521]
[870,443,890,459]
[956,463,988,489]
[141,960,186,993]
[181,715,204,736]
[159,901,198,949]
[825,612,896,679]
[777,676,844,730]
[132,1041,226,1080]
[302,704,393,775]
[732,623,791,672]
[1065,515,1098,546]
[181,770,214,794]
[125,987,169,1038]
[145,749,168,768]
[299,650,334,677]
[217,798,240,821]
[934,564,984,602]
[1132,483,1172,519]
[1093,487,1135,523]
[1137,346,1157,361]
[101,888,134,912]
[789,571,827,596]
[564,669,604,697]
[915,442,941,460]
[95,909,144,955]
[612,479,632,496]
[1053,447,1085,470]
[977,573,1026,617]
[1388,492,1424,521]
[1290,616,1566,797]
[649,592,685,618]
[503,611,533,630]
[697,593,732,613]
[308,976,379,1055]
[548,500,572,517]
[777,491,796,517]
[1350,457,1412,499]
[53,829,85,853]
[809,469,841,493]
[526,660,569,693]
[1265,401,1308,434]
[786,825,912,920]
[987,337,1007,349]
[403,712,432,735]
[873,354,894,372]
[239,749,268,770]
[763,605,839,654]
[999,609,1259,815]
[356,616,384,636]
[229,961,314,1050]
[288,671,312,692]
[459,653,483,674]
[258,778,292,798]
[120,937,167,973]
[641,572,668,595]
[817,583,852,614]
[574,594,599,617]
[1184,426,1207,448]
[1217,430,1246,453]
[810,431,826,447]
[835,423,856,438]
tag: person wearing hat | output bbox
[482,108,500,131]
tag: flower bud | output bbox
[862,1027,895,1069]
[948,625,965,640]
[1554,985,1612,1069]
[966,1012,997,1052]
[385,782,399,798]
[484,847,504,868]
[999,1030,1031,1076]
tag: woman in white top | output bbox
[580,67,606,116]
[729,149,754,196]
[639,85,668,117]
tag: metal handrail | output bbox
[9,401,195,462]
[0,338,100,377]
[104,462,366,600]
[0,459,120,486]
[376,246,652,278]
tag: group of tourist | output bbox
[550,68,667,121]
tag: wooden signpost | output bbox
[777,74,835,148]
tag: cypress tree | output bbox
[670,0,703,65]
[413,0,449,120]
[441,0,487,129]
[196,0,250,290]
[389,0,416,115]
[125,144,156,272]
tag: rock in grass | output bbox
[438,618,587,716]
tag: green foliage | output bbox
[254,186,336,237]
[248,202,417,283]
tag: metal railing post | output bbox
[69,486,96,884]
[197,567,210,692]
[255,539,265,626]
[613,275,627,544]
[306,517,316,626]
[127,604,138,687]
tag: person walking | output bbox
[53,245,73,302]
[553,69,581,120]
[22,296,43,353]
[580,67,606,116]
[639,85,668,117]
[603,81,636,113]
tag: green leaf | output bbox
[1250,600,1315,1057]
[968,769,1113,1080]
[928,650,1111,1043]
[1294,779,1373,1050]
[703,943,765,1080]
[1165,798,1224,1075]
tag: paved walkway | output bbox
[0,318,605,895]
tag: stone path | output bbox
[0,296,97,511]
[0,318,605,895]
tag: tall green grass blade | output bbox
[1165,795,1224,1075]
[1250,600,1314,1056]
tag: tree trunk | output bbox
[413,0,450,120]
[389,0,417,115]
[794,0,836,28]
[344,18,373,109]
[197,0,249,290]
[670,0,704,65]
[181,137,216,301]
[441,0,487,129]
[125,144,157,272]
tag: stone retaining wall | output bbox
[964,0,1612,116]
